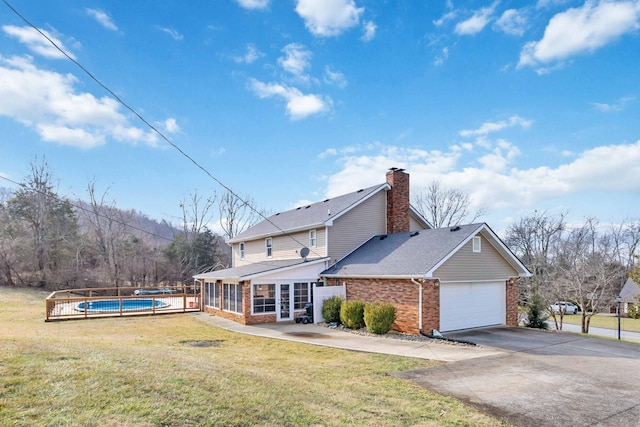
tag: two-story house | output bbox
[194,168,530,334]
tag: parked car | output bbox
[550,301,579,315]
[134,288,175,295]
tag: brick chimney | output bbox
[386,167,410,234]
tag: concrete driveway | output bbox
[395,327,640,427]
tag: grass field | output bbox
[0,287,506,427]
[558,313,640,332]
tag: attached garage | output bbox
[321,223,531,335]
[439,281,506,332]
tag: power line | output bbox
[0,174,174,243]
[1,0,323,259]
[1,174,316,271]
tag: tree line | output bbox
[0,159,263,291]
[413,181,640,334]
[2,162,638,335]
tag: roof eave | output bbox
[227,222,326,244]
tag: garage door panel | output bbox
[440,282,505,332]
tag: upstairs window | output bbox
[309,229,317,248]
[473,236,481,253]
[265,237,272,258]
[239,242,245,260]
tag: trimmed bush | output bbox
[628,302,640,319]
[340,300,365,329]
[322,295,344,323]
[364,302,397,334]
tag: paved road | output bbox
[396,327,640,427]
[558,322,640,341]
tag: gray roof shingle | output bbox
[194,258,326,280]
[228,183,387,243]
[620,277,640,302]
[321,224,483,278]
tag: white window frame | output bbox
[265,237,273,258]
[223,282,243,314]
[204,281,220,309]
[473,236,481,253]
[309,229,317,248]
[239,242,245,260]
[252,283,276,314]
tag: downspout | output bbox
[411,276,475,345]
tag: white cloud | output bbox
[324,66,348,88]
[434,11,458,27]
[454,2,499,35]
[2,25,75,60]
[361,21,376,41]
[210,147,226,157]
[295,0,364,37]
[318,148,338,159]
[85,8,118,31]
[495,9,527,36]
[278,43,312,81]
[519,0,640,69]
[590,96,634,112]
[158,27,184,41]
[234,44,263,64]
[322,139,640,223]
[163,118,180,133]
[0,55,159,149]
[248,78,330,120]
[236,0,269,10]
[459,115,533,137]
[434,47,449,66]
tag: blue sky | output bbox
[0,0,639,234]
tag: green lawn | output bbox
[0,287,507,427]
[559,313,640,332]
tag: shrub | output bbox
[340,300,365,329]
[322,295,344,323]
[628,302,640,319]
[364,302,396,334]
[525,293,549,330]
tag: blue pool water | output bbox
[76,298,170,312]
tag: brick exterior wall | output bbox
[506,277,519,327]
[337,277,440,335]
[201,279,309,325]
[421,279,440,334]
[386,169,410,234]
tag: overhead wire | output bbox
[1,0,324,259]
[0,174,322,271]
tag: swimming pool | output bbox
[76,298,170,312]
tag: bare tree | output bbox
[553,218,623,333]
[413,180,485,228]
[504,211,567,328]
[164,190,222,283]
[218,190,264,239]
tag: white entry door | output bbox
[440,282,505,332]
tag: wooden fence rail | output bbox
[45,285,201,321]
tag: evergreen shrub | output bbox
[340,300,365,329]
[525,293,549,329]
[628,302,640,319]
[364,302,396,334]
[322,295,344,323]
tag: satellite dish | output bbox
[300,247,310,260]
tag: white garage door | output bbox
[440,282,505,332]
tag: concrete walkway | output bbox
[191,312,504,362]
